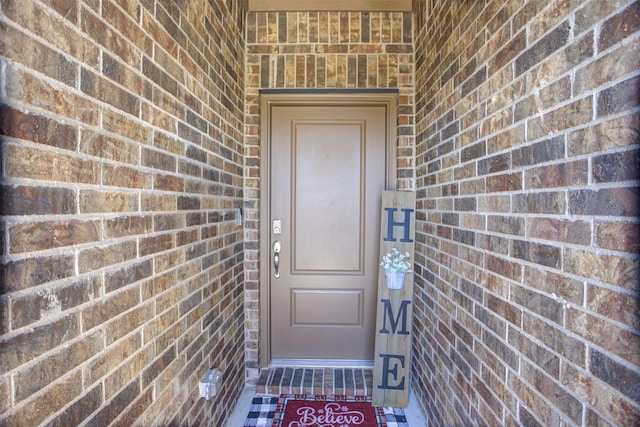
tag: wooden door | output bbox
[264,96,394,363]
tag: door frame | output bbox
[258,91,398,368]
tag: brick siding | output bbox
[244,10,415,378]
[1,0,639,426]
[1,1,246,425]
[413,0,640,425]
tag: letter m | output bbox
[379,299,411,335]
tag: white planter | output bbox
[385,270,406,290]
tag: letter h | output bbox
[383,207,414,242]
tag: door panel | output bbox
[291,289,363,326]
[269,102,389,362]
[293,121,364,272]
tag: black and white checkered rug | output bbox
[243,396,409,427]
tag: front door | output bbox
[263,95,394,363]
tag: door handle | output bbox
[273,241,281,278]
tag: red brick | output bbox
[569,187,640,217]
[568,112,640,156]
[2,372,83,426]
[597,75,640,118]
[593,148,640,183]
[588,284,639,331]
[565,248,639,291]
[79,190,139,213]
[139,233,174,256]
[11,276,102,329]
[595,220,640,254]
[524,160,588,189]
[0,22,77,86]
[51,386,103,427]
[0,376,10,413]
[490,30,526,72]
[590,348,640,402]
[0,185,76,216]
[1,254,75,292]
[9,220,100,254]
[511,239,561,269]
[519,359,581,423]
[102,0,152,56]
[0,314,80,374]
[523,312,585,367]
[105,303,154,345]
[84,333,141,386]
[5,145,100,184]
[102,109,152,144]
[104,346,153,400]
[512,191,565,215]
[509,375,562,426]
[486,254,522,281]
[512,285,563,325]
[567,307,640,366]
[79,130,138,164]
[103,164,148,189]
[527,97,593,140]
[78,240,137,274]
[104,215,153,239]
[81,68,140,116]
[524,266,584,305]
[5,65,99,125]
[565,362,640,426]
[486,172,521,193]
[15,330,103,402]
[515,21,570,76]
[81,6,140,68]
[112,388,153,427]
[89,380,141,426]
[598,2,640,51]
[575,41,639,95]
[487,294,522,327]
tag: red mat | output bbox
[272,394,386,427]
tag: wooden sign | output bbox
[372,190,416,408]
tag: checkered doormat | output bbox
[243,396,409,427]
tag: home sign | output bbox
[373,190,416,408]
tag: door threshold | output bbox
[270,358,374,368]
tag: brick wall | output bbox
[413,0,640,426]
[0,1,246,425]
[244,10,415,377]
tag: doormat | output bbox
[272,394,386,427]
[242,396,408,427]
